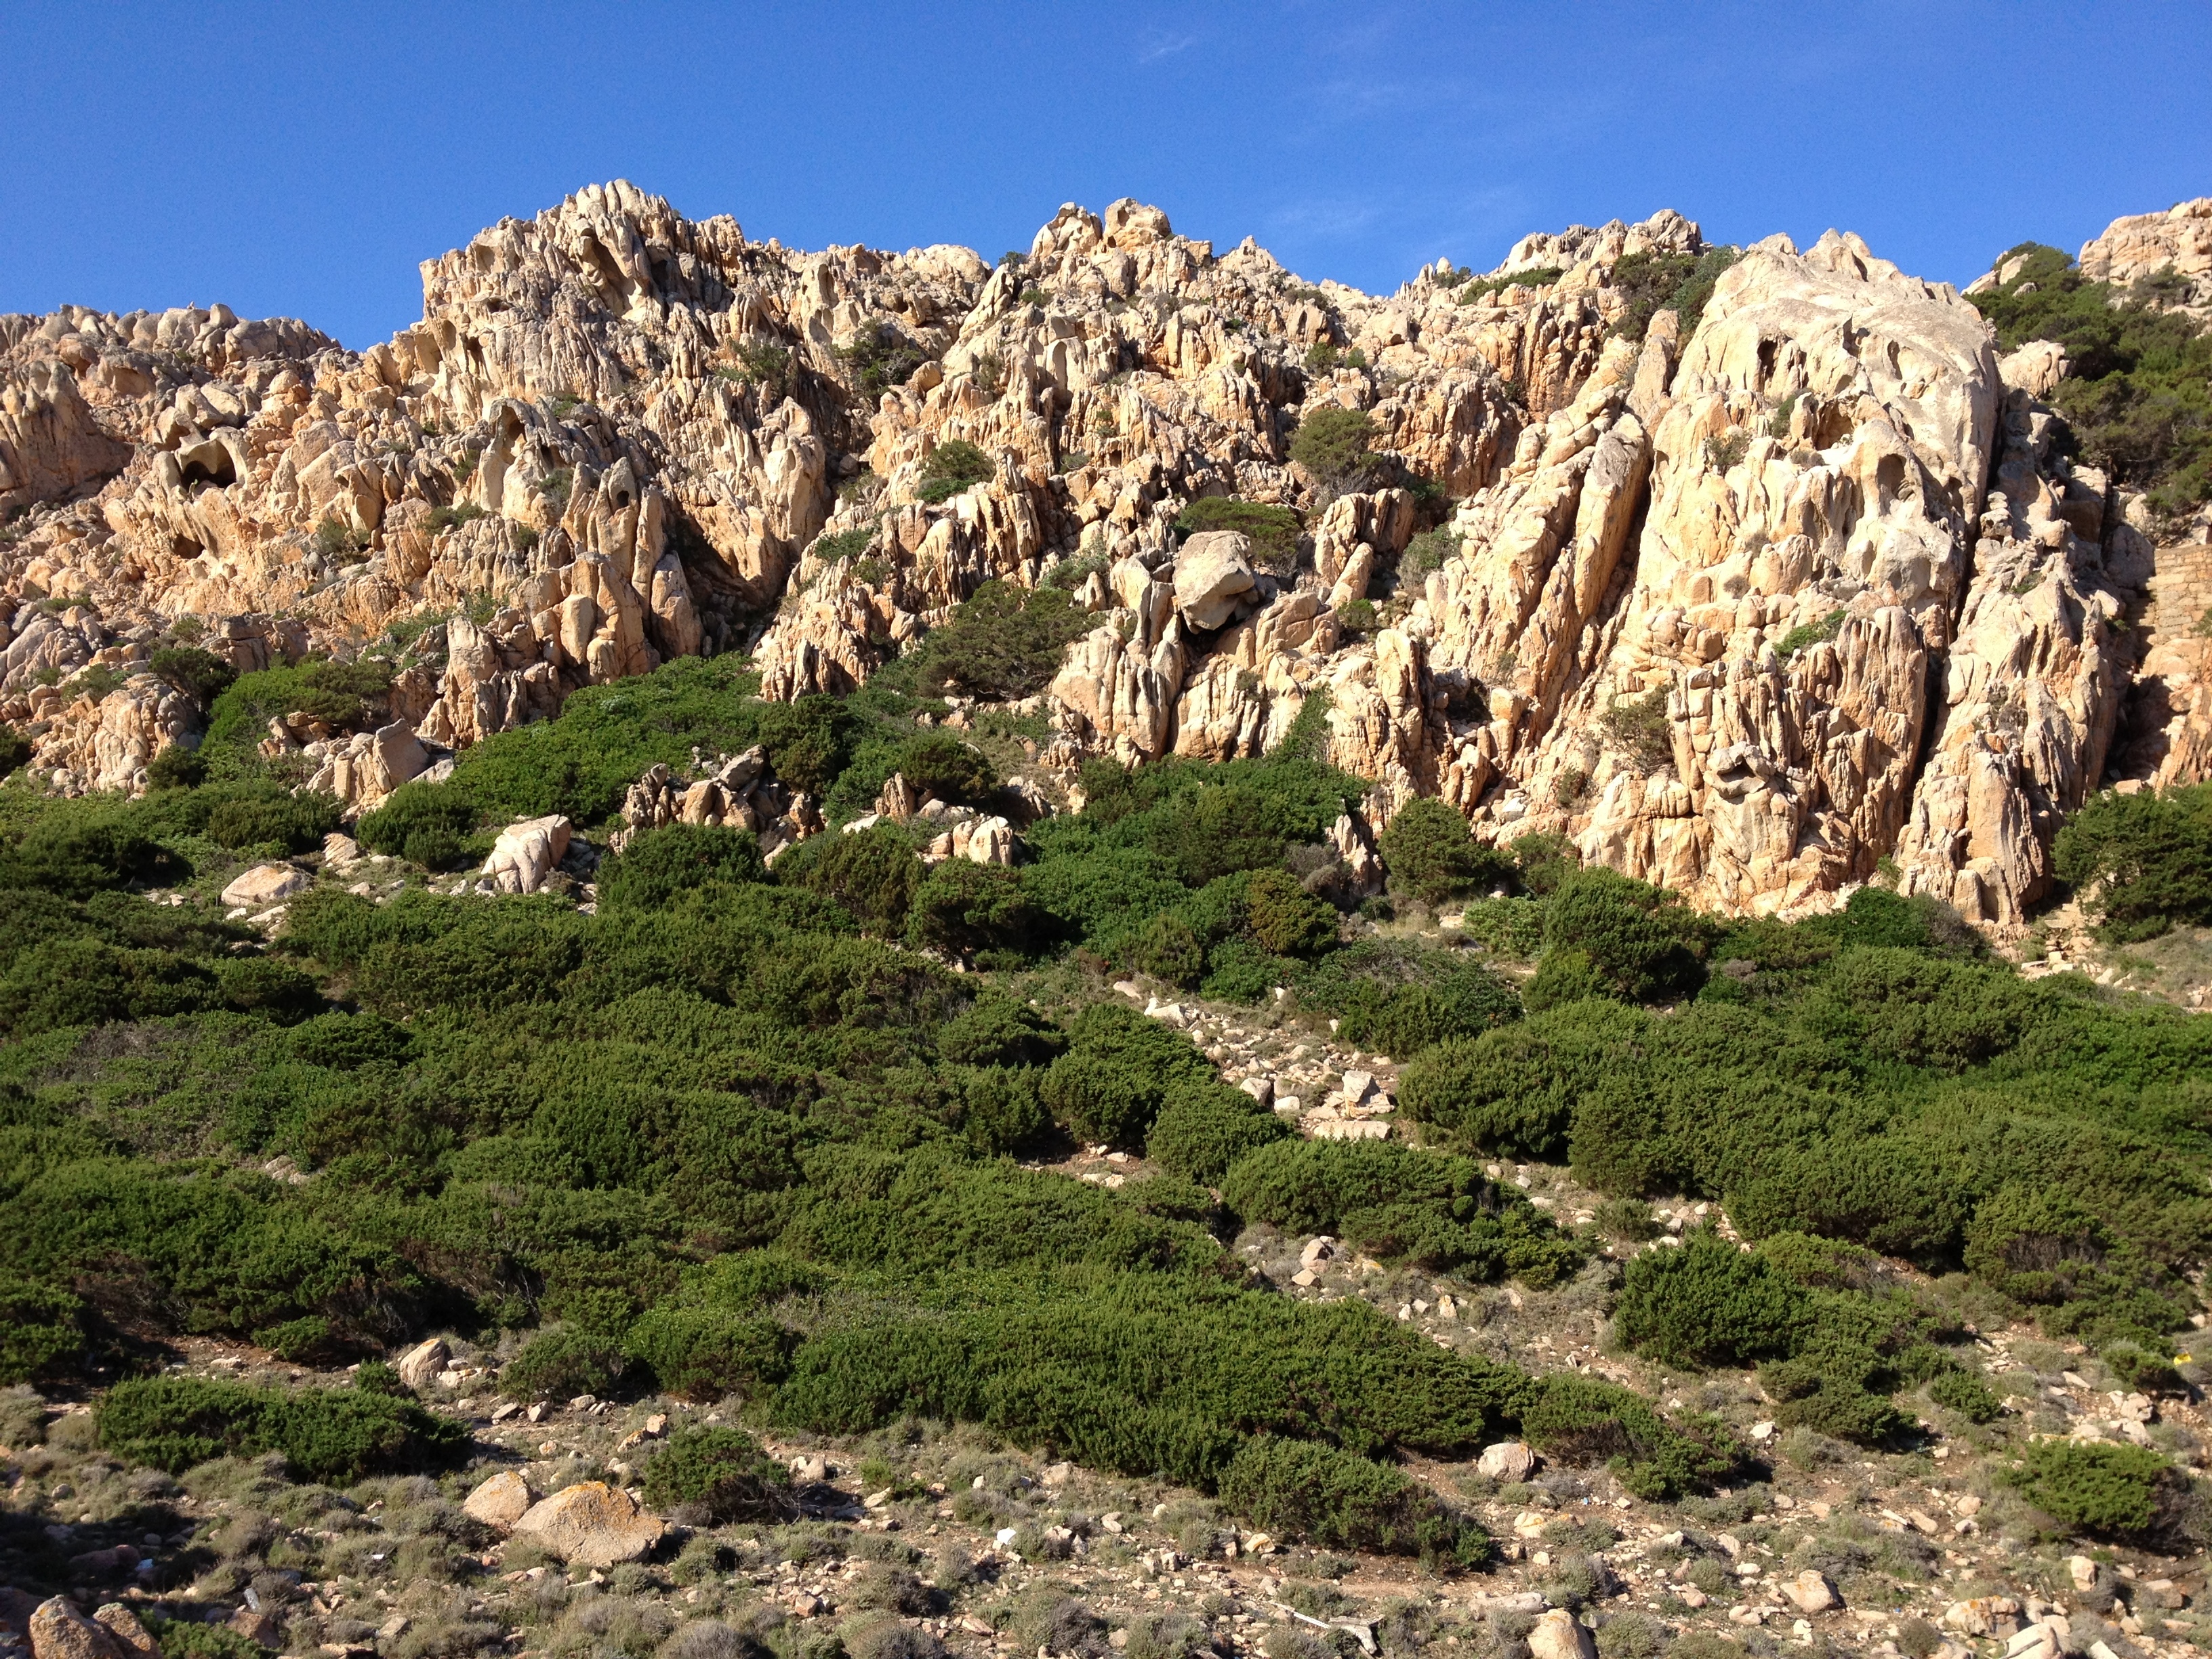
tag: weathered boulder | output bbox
[1786,1570,1840,1614]
[394,1336,450,1391]
[28,1599,121,1659]
[483,815,571,895]
[90,1607,157,1659]
[1475,1441,1536,1481]
[1525,1610,1595,1659]
[462,1470,539,1532]
[1172,532,1257,630]
[510,1481,665,1567]
[221,863,312,908]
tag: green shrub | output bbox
[895,733,998,805]
[145,1614,269,1659]
[1613,1230,1807,1370]
[0,724,33,781]
[1334,597,1377,634]
[1290,407,1376,486]
[1040,1002,1214,1149]
[1454,268,1563,304]
[146,743,206,790]
[1608,246,1742,343]
[0,1275,82,1382]
[906,861,1048,963]
[1776,609,1845,661]
[205,790,340,853]
[150,646,238,705]
[1969,243,2212,520]
[1145,1080,1290,1184]
[1757,1338,1914,1446]
[2001,1439,2190,1541]
[356,781,479,869]
[1173,499,1303,572]
[600,824,768,910]
[916,440,994,504]
[1538,868,1711,1004]
[500,1326,628,1403]
[838,325,930,398]
[0,806,178,896]
[797,825,922,935]
[1396,1000,1645,1159]
[1377,798,1511,908]
[1222,1139,1585,1284]
[912,581,1093,701]
[1134,913,1205,987]
[641,1426,794,1520]
[1597,687,1673,772]
[1927,1370,2003,1424]
[1216,1437,1488,1565]
[96,1375,467,1481]
[1245,868,1338,956]
[1330,964,1521,1058]
[2053,781,2212,941]
[1398,529,1460,584]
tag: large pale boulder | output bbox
[1524,1610,1595,1659]
[1475,1440,1536,1481]
[1172,532,1257,630]
[221,863,312,908]
[394,1336,450,1391]
[483,815,571,895]
[510,1481,665,1567]
[462,1469,539,1531]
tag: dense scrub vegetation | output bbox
[1970,243,2212,520]
[1401,882,2212,1389]
[1,638,2203,1551]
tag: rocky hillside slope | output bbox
[4,184,2209,926]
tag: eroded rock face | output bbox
[2076,197,2212,306]
[3,183,2204,926]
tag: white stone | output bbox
[220,863,311,907]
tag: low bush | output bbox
[205,789,341,853]
[1290,408,1376,487]
[150,646,238,705]
[641,1426,793,1521]
[912,581,1093,701]
[1215,1436,1488,1565]
[2052,781,2212,941]
[1608,246,1742,343]
[916,441,994,504]
[1612,1230,1807,1370]
[1145,1080,1290,1184]
[2002,1439,2192,1542]
[1222,1139,1586,1284]
[906,861,1049,964]
[1377,798,1513,909]
[356,781,480,869]
[0,1275,82,1383]
[895,733,997,806]
[600,825,768,911]
[96,1375,468,1482]
[796,825,922,935]
[1776,609,1846,661]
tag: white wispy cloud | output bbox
[1136,28,1197,62]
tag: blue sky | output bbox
[3,1,2207,349]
